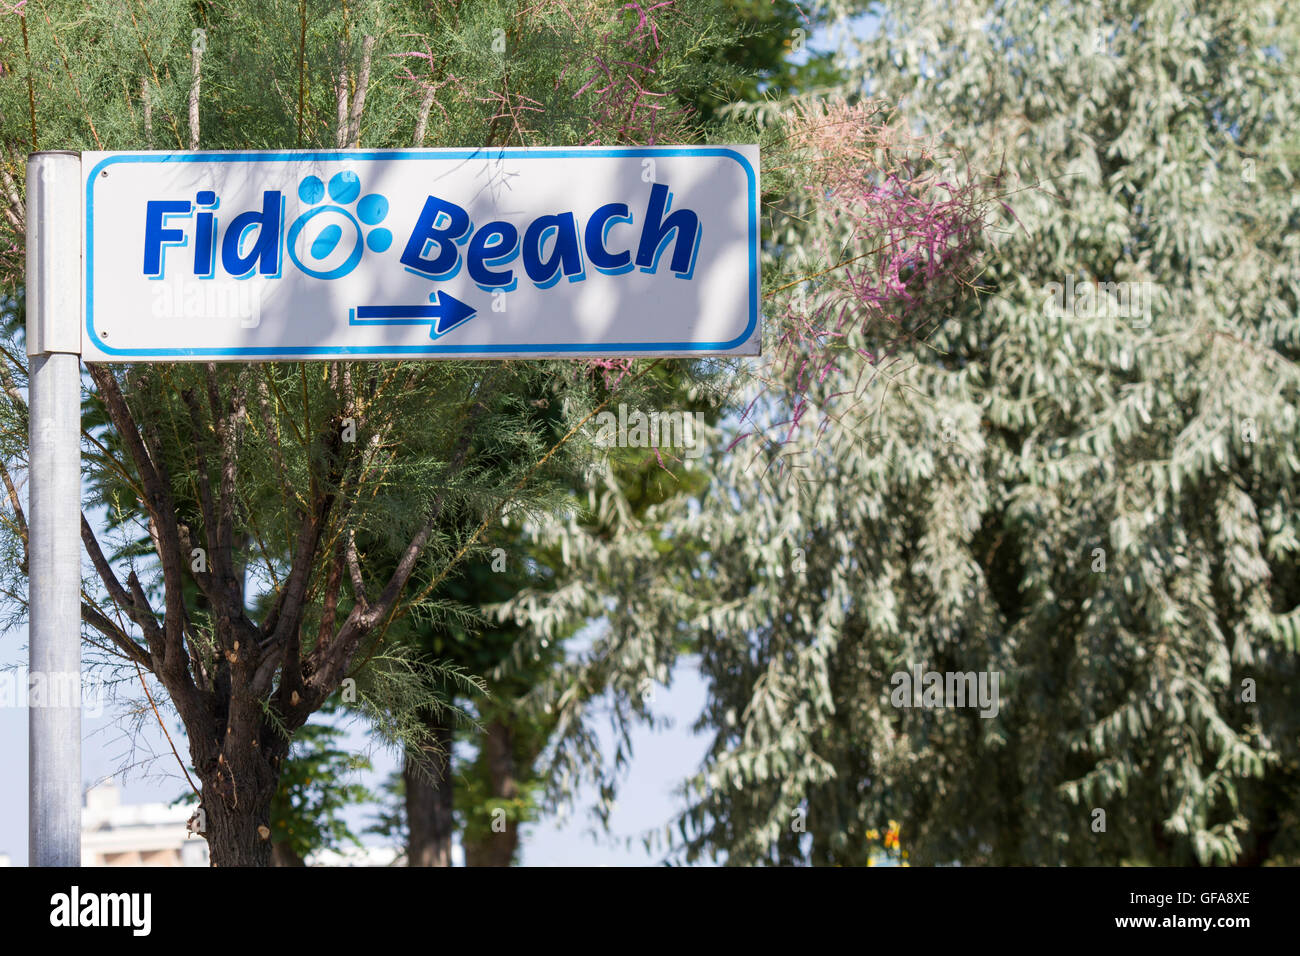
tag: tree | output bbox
[499,94,998,860]
[365,377,576,868]
[836,0,1300,866]
[269,720,373,866]
[681,0,839,122]
[369,360,727,866]
[297,0,820,868]
[458,366,724,863]
[0,0,755,866]
[505,0,1300,865]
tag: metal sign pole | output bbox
[26,151,83,867]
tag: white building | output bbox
[308,845,406,867]
[78,781,402,866]
[81,781,209,867]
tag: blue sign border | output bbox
[85,147,760,358]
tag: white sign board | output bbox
[81,147,760,361]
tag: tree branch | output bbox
[346,35,376,148]
[85,365,201,716]
[334,39,349,148]
[304,386,491,701]
[80,602,152,670]
[188,34,203,149]
[81,513,160,644]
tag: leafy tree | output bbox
[377,361,726,866]
[314,0,815,868]
[505,0,1300,866]
[498,94,997,858]
[824,0,1300,866]
[269,720,373,866]
[0,0,759,866]
[682,0,839,121]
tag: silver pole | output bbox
[26,151,83,867]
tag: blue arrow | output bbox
[352,291,477,339]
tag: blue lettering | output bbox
[220,190,283,277]
[401,196,471,278]
[466,220,519,290]
[635,183,700,277]
[585,203,634,276]
[194,190,218,278]
[142,200,192,277]
[523,212,584,289]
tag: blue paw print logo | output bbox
[287,171,392,279]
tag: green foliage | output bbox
[0,0,797,865]
[271,721,372,863]
[683,0,839,121]
[502,0,1300,866]
[828,0,1300,866]
[0,0,759,159]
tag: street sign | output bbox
[30,146,759,863]
[82,147,760,361]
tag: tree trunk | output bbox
[272,841,307,866]
[200,780,276,867]
[404,713,455,866]
[193,691,288,868]
[464,719,520,867]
